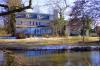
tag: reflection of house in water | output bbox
[16,12,54,37]
[67,18,82,36]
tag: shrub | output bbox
[16,33,26,39]
[0,29,7,36]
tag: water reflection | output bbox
[0,51,5,65]
[22,50,100,66]
[25,50,56,57]
[0,45,100,66]
[90,51,100,66]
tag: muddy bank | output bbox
[78,41,100,46]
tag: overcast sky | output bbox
[0,0,75,21]
[0,0,100,27]
[25,0,75,14]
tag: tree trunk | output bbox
[7,14,16,36]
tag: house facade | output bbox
[67,18,82,36]
[15,12,54,37]
[95,23,100,36]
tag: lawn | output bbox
[0,36,99,48]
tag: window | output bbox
[32,22,34,26]
[16,21,22,25]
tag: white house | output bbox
[15,12,55,36]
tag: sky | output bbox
[0,0,75,21]
[26,0,75,14]
[0,0,75,24]
[0,0,75,15]
[0,0,99,27]
[23,0,75,19]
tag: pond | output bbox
[0,45,100,66]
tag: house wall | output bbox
[67,25,82,36]
[67,18,82,36]
[96,26,100,35]
[15,12,54,36]
[66,26,70,36]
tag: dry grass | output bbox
[0,36,99,46]
[65,36,99,44]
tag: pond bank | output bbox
[0,37,99,51]
[78,41,100,46]
[0,44,100,52]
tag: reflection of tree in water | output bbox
[65,51,91,66]
[65,50,72,65]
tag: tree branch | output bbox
[0,0,32,16]
[0,4,8,8]
[0,6,31,16]
[64,0,68,8]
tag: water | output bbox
[0,51,5,65]
[0,45,100,66]
[24,50,100,66]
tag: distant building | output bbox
[15,12,55,37]
[96,23,100,36]
[53,9,58,20]
[90,20,100,36]
[67,18,82,36]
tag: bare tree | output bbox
[47,0,68,36]
[0,0,32,36]
[69,0,100,43]
[69,0,96,43]
[47,0,68,18]
[0,0,32,16]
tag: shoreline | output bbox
[0,37,99,51]
[0,44,100,52]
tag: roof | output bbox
[16,12,54,21]
[67,18,81,26]
[96,23,100,26]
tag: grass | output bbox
[66,36,99,43]
[0,36,99,48]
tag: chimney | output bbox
[53,9,58,20]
